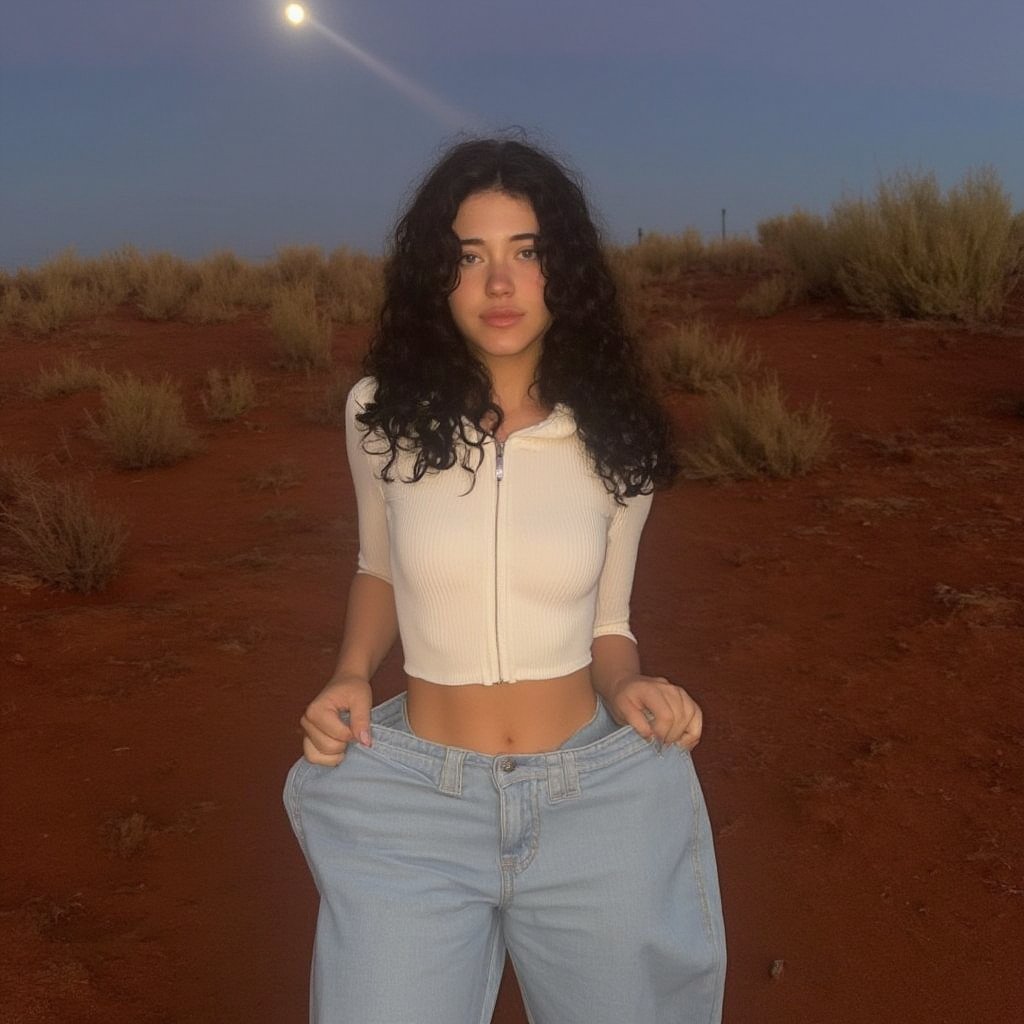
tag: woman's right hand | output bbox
[300,675,373,766]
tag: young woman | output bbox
[284,137,726,1023]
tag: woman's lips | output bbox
[481,309,524,327]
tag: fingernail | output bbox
[359,729,371,746]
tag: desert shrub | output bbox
[737,275,800,317]
[274,245,325,288]
[322,247,384,324]
[704,237,776,275]
[87,372,200,468]
[136,252,196,320]
[682,377,831,480]
[201,367,257,421]
[270,283,332,370]
[757,209,841,298]
[31,356,110,398]
[0,462,128,593]
[183,251,270,322]
[631,229,706,280]
[657,320,761,393]
[830,167,1021,321]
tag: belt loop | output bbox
[438,748,466,797]
[547,751,581,802]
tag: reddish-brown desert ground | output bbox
[2,276,1022,1023]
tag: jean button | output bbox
[499,757,517,773]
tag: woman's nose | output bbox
[485,262,513,296]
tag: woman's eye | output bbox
[518,248,538,261]
[458,252,481,265]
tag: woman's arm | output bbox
[591,634,703,751]
[590,491,702,750]
[300,572,399,766]
[300,377,398,766]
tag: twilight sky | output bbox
[2,0,1022,270]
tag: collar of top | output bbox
[462,403,577,443]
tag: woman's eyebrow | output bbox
[457,232,540,245]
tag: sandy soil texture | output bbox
[1,277,1022,1023]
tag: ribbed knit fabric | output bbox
[346,376,652,686]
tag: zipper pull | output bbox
[495,439,505,481]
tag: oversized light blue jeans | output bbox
[283,693,726,1023]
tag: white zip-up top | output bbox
[346,376,652,686]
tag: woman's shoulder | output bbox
[347,375,378,409]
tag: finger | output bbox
[346,690,373,748]
[301,712,352,756]
[660,688,698,746]
[635,685,677,744]
[303,703,356,744]
[676,704,703,751]
[302,733,345,767]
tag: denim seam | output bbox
[285,759,317,857]
[682,751,720,981]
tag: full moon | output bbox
[285,4,306,25]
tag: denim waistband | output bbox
[364,692,653,798]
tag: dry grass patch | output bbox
[737,275,800,317]
[270,283,333,370]
[136,252,196,320]
[757,209,841,299]
[933,583,1022,626]
[682,377,832,480]
[87,372,201,468]
[245,461,302,493]
[30,356,110,399]
[322,247,383,324]
[831,167,1021,322]
[200,367,257,421]
[0,460,128,593]
[657,320,761,394]
[758,167,1021,322]
[103,812,155,859]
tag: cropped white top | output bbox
[345,376,652,685]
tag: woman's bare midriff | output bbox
[405,667,601,754]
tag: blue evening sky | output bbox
[2,0,1022,270]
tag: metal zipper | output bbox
[494,438,505,682]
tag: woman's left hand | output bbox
[604,674,703,751]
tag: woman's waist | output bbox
[404,668,599,754]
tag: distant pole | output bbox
[637,227,644,244]
[721,208,727,241]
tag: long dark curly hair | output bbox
[360,136,678,499]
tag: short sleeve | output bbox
[345,377,393,584]
[592,490,653,644]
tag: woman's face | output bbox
[447,190,552,372]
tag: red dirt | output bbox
[2,280,1022,1023]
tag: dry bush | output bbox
[618,230,705,282]
[270,283,333,370]
[0,461,128,593]
[88,372,200,468]
[201,367,257,421]
[682,377,831,480]
[322,247,384,324]
[274,245,325,287]
[20,280,103,335]
[704,237,776,275]
[184,251,269,322]
[31,356,110,398]
[136,252,196,320]
[737,275,800,317]
[3,255,108,335]
[757,208,841,298]
[657,320,761,393]
[831,167,1021,322]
